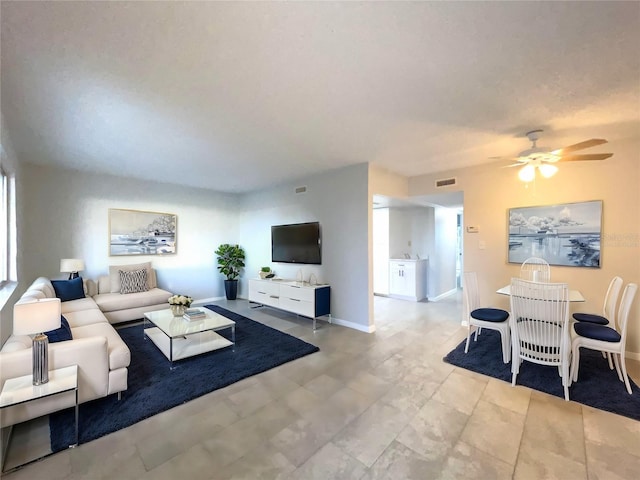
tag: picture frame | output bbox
[508,200,602,268]
[109,208,177,256]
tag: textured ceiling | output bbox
[1,1,639,193]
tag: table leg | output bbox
[72,387,79,447]
[169,337,174,370]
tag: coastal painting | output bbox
[109,209,177,256]
[508,200,602,268]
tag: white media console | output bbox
[248,278,331,330]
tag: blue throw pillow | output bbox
[45,316,73,343]
[51,276,85,302]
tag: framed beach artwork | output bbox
[508,200,602,268]
[109,208,177,256]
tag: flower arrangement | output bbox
[168,295,192,307]
[168,294,193,316]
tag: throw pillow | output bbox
[119,269,149,294]
[45,316,73,343]
[51,276,86,302]
[109,261,155,292]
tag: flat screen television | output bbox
[271,222,321,264]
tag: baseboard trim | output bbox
[330,317,376,333]
[194,296,226,305]
[429,288,458,302]
[626,350,640,361]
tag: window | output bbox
[1,165,17,287]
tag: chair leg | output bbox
[619,354,633,394]
[607,352,614,370]
[571,345,580,382]
[474,327,480,341]
[464,330,472,354]
[500,329,511,364]
[612,353,624,382]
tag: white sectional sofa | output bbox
[0,264,172,428]
[93,263,172,323]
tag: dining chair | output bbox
[520,257,551,282]
[573,276,623,326]
[462,272,510,363]
[571,283,638,394]
[510,278,571,400]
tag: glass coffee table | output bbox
[143,308,235,369]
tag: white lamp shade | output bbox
[60,258,85,273]
[538,163,559,178]
[518,164,536,182]
[13,298,61,335]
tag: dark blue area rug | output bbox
[444,329,640,421]
[49,305,319,452]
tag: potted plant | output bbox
[259,266,272,279]
[214,244,246,300]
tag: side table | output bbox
[0,365,78,472]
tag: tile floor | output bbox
[3,294,640,479]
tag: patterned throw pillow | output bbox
[119,269,149,294]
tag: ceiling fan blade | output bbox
[552,139,607,155]
[502,162,525,168]
[558,153,613,162]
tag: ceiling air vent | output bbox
[294,185,307,194]
[435,177,457,188]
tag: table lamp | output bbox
[13,298,62,385]
[60,258,85,280]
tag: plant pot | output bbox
[259,271,269,279]
[224,279,238,300]
[170,305,186,316]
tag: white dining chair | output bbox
[571,283,638,394]
[573,276,623,370]
[573,276,623,326]
[462,272,511,363]
[510,278,571,400]
[520,257,551,282]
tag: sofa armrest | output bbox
[0,337,110,404]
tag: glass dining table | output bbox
[496,284,585,302]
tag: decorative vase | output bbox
[259,271,269,279]
[170,305,186,316]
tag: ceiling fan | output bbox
[500,129,613,182]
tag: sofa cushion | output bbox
[119,269,149,294]
[45,316,73,343]
[52,277,86,302]
[93,288,171,313]
[71,323,131,370]
[61,297,100,314]
[62,308,110,328]
[109,262,156,292]
[30,277,55,298]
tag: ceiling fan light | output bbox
[539,164,559,178]
[518,164,536,182]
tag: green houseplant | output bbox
[259,266,272,279]
[214,244,246,300]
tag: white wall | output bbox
[373,208,389,295]
[21,164,240,300]
[430,206,458,299]
[238,163,372,331]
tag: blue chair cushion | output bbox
[45,316,73,343]
[471,308,509,323]
[574,322,621,342]
[573,312,609,325]
[51,276,85,302]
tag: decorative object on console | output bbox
[13,298,62,385]
[259,266,272,279]
[508,200,602,268]
[109,208,176,256]
[214,243,245,300]
[60,258,85,280]
[168,294,193,316]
